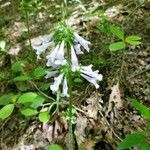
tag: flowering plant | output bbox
[32,21,102,150]
[32,21,103,97]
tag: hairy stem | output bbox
[67,43,73,150]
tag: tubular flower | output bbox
[32,42,53,59]
[74,32,91,53]
[32,33,54,59]
[62,77,69,97]
[50,73,64,93]
[46,41,67,68]
[80,65,103,89]
[47,72,69,97]
[45,70,58,79]
[71,46,79,72]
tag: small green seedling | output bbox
[109,25,141,51]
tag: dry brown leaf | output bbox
[82,92,103,120]
[74,115,88,146]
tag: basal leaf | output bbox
[129,98,150,121]
[17,92,37,104]
[117,132,146,150]
[38,111,50,123]
[109,42,126,51]
[110,26,124,40]
[0,104,14,120]
[21,108,38,117]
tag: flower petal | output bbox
[32,42,53,59]
[41,32,54,44]
[81,73,99,89]
[50,73,64,93]
[45,71,58,79]
[62,77,69,97]
[74,33,91,52]
[74,44,83,54]
[71,46,79,71]
[56,41,65,60]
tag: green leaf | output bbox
[48,144,63,150]
[11,61,26,73]
[13,75,32,81]
[109,42,126,51]
[0,94,14,106]
[129,98,150,121]
[117,132,146,150]
[30,95,45,109]
[0,104,14,120]
[110,26,124,40]
[125,36,141,45]
[140,142,150,150]
[21,108,38,117]
[33,67,46,79]
[38,111,50,123]
[17,92,38,104]
[0,40,6,51]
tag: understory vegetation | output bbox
[0,0,150,150]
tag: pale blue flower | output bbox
[45,70,58,79]
[40,33,54,44]
[46,41,67,68]
[50,73,64,93]
[62,77,69,97]
[74,44,83,54]
[74,32,91,52]
[71,46,79,72]
[32,33,54,59]
[32,42,53,59]
[80,65,103,89]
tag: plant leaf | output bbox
[110,26,124,40]
[0,104,14,120]
[30,95,45,109]
[125,36,141,45]
[109,42,126,51]
[11,61,26,73]
[48,144,63,150]
[33,67,46,79]
[21,108,38,117]
[129,98,150,121]
[117,132,146,150]
[38,111,50,123]
[13,75,32,81]
[140,142,150,150]
[0,94,14,106]
[17,92,37,104]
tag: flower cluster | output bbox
[32,24,103,97]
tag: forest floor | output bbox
[0,0,150,150]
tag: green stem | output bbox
[67,43,73,150]
[25,11,32,51]
[56,90,60,113]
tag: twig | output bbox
[28,81,55,101]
